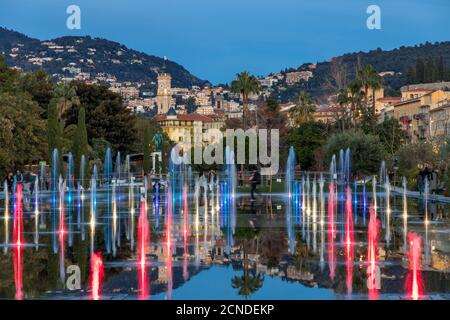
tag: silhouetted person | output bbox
[250,169,261,201]
[6,172,14,193]
[15,170,23,184]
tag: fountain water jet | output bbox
[13,184,24,300]
[90,252,104,300]
[4,180,9,254]
[345,186,354,296]
[137,200,149,299]
[405,232,424,300]
[327,182,336,280]
[367,206,380,300]
[402,177,408,252]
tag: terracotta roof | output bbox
[393,98,421,107]
[430,104,450,113]
[404,89,434,93]
[377,97,401,102]
[155,113,214,123]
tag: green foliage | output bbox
[395,142,439,188]
[72,106,90,183]
[20,69,54,111]
[231,71,261,127]
[408,55,450,84]
[0,93,47,173]
[287,121,327,170]
[47,99,63,165]
[375,117,404,156]
[143,123,151,174]
[289,91,316,127]
[323,130,386,177]
[64,82,137,154]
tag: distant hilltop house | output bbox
[285,70,314,85]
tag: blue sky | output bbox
[1,0,449,84]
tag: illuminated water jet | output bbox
[13,184,24,300]
[367,206,380,300]
[405,232,424,300]
[137,200,149,299]
[345,186,354,296]
[90,252,104,300]
[327,182,336,280]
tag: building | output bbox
[154,108,225,149]
[430,101,450,139]
[156,71,173,114]
[312,105,344,123]
[393,89,450,142]
[285,71,313,85]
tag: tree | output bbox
[72,106,90,185]
[323,130,386,177]
[0,93,47,173]
[287,121,327,170]
[424,57,437,83]
[347,80,364,126]
[231,219,263,299]
[64,82,137,154]
[375,117,403,156]
[395,142,438,189]
[415,57,425,83]
[326,57,347,92]
[357,64,381,117]
[20,69,54,112]
[143,122,151,174]
[290,91,316,127]
[47,98,63,166]
[52,82,79,121]
[436,56,445,81]
[231,71,261,129]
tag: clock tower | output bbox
[156,59,172,114]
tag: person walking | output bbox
[6,172,14,193]
[250,168,261,201]
[15,170,24,185]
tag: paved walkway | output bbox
[391,186,450,204]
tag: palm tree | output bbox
[357,64,381,116]
[52,82,79,120]
[347,80,364,126]
[231,71,260,182]
[231,71,261,129]
[336,88,350,131]
[231,234,264,298]
[231,272,264,298]
[368,71,382,117]
[290,91,316,127]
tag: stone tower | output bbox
[156,65,172,114]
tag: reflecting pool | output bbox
[0,178,449,300]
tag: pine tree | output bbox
[415,57,425,83]
[424,57,436,83]
[72,106,89,186]
[436,56,445,81]
[47,98,62,167]
[407,66,416,84]
[143,123,151,174]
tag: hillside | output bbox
[0,27,210,89]
[270,41,450,103]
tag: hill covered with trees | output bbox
[0,27,210,89]
[270,41,450,103]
